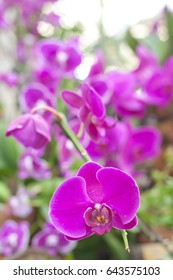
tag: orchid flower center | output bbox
[84,203,113,235]
[7,233,18,248]
[56,51,68,66]
[45,234,59,247]
[133,146,143,160]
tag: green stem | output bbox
[58,117,91,162]
[122,230,130,253]
[31,105,91,163]
[77,123,84,139]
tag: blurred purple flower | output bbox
[133,44,160,87]
[88,50,105,77]
[0,3,10,29]
[0,72,21,87]
[164,56,173,77]
[35,37,82,75]
[17,34,36,63]
[18,148,51,180]
[49,162,140,240]
[144,69,173,107]
[0,15,9,29]
[62,83,115,141]
[42,12,60,27]
[108,71,146,118]
[32,66,61,94]
[118,126,162,174]
[87,75,113,105]
[32,222,77,256]
[87,121,130,160]
[0,0,57,33]
[0,220,30,257]
[20,83,55,118]
[6,113,51,149]
[8,187,32,218]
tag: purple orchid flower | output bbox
[87,74,113,105]
[118,126,162,174]
[18,0,57,33]
[6,113,51,149]
[32,66,61,94]
[16,33,36,63]
[35,37,82,75]
[42,12,60,27]
[18,148,51,180]
[8,186,32,218]
[86,121,130,160]
[143,69,173,107]
[108,71,146,118]
[20,83,55,118]
[49,162,140,240]
[0,9,10,29]
[0,72,21,87]
[0,220,30,257]
[164,56,173,77]
[88,50,105,77]
[133,44,160,87]
[62,83,115,141]
[32,222,77,256]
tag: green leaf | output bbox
[125,30,139,52]
[166,8,173,56]
[0,122,20,174]
[141,35,167,63]
[28,178,64,206]
[0,181,10,202]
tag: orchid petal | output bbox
[49,176,92,238]
[97,167,140,224]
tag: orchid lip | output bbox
[84,203,113,235]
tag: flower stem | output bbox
[31,105,91,163]
[122,230,130,253]
[59,116,91,162]
[77,122,84,139]
[31,105,63,122]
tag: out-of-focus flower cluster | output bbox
[1,0,173,259]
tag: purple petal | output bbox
[49,177,92,238]
[21,83,53,112]
[38,39,60,60]
[81,83,105,119]
[88,50,105,77]
[116,97,146,118]
[79,105,90,122]
[85,118,99,141]
[66,47,82,71]
[33,114,51,142]
[61,90,84,109]
[6,114,51,149]
[102,116,116,128]
[77,162,103,203]
[97,167,140,224]
[113,215,138,230]
[131,126,162,162]
[6,114,30,135]
[65,227,93,241]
